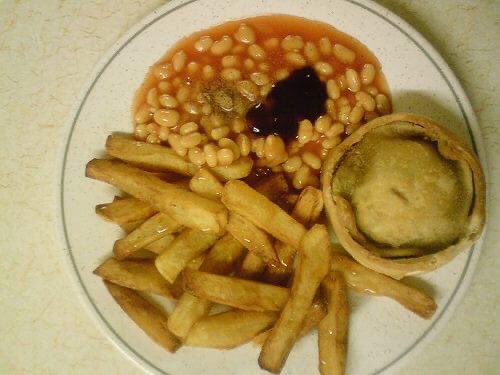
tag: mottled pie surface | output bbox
[332,121,473,250]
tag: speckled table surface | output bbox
[0,1,498,374]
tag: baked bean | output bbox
[158,127,170,141]
[172,78,182,90]
[326,122,345,138]
[146,88,159,108]
[338,104,351,124]
[320,148,329,160]
[172,50,187,72]
[258,62,270,72]
[337,96,350,108]
[203,143,219,167]
[153,63,174,80]
[333,44,356,64]
[349,104,364,124]
[231,117,247,133]
[221,55,240,68]
[252,137,265,158]
[298,119,313,144]
[375,94,391,114]
[287,140,302,155]
[285,52,306,67]
[187,61,200,76]
[202,65,215,80]
[355,91,376,111]
[234,24,256,44]
[263,38,279,49]
[315,115,332,133]
[272,165,284,173]
[195,36,213,52]
[322,136,341,149]
[307,174,320,188]
[325,99,336,118]
[293,165,311,189]
[154,109,180,127]
[221,68,242,81]
[337,75,347,91]
[201,103,212,115]
[236,80,259,101]
[318,37,332,55]
[302,152,321,170]
[168,134,187,156]
[135,104,153,123]
[326,79,340,99]
[304,41,320,63]
[250,72,270,86]
[365,85,379,96]
[219,137,240,159]
[281,35,304,51]
[176,85,191,103]
[346,68,361,92]
[183,101,200,115]
[188,147,206,166]
[243,58,256,71]
[135,123,149,140]
[180,132,202,149]
[236,133,251,156]
[147,122,160,134]
[231,44,245,54]
[211,126,230,140]
[211,36,233,56]
[361,63,376,85]
[275,68,290,81]
[159,94,178,109]
[147,133,161,144]
[210,113,225,128]
[217,148,234,166]
[158,81,172,94]
[248,44,267,60]
[283,156,302,173]
[180,122,198,135]
[315,61,334,76]
[311,130,320,142]
[264,135,287,166]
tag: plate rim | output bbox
[55,1,489,374]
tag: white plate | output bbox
[57,0,487,374]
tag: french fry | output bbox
[155,228,219,283]
[143,233,176,255]
[238,252,266,280]
[222,180,306,249]
[185,310,279,349]
[170,255,206,299]
[267,187,324,284]
[319,272,349,375]
[106,135,253,180]
[227,213,277,263]
[104,281,180,353]
[94,258,173,298]
[183,270,290,312]
[253,300,326,346]
[106,134,198,176]
[120,219,146,233]
[167,234,246,339]
[210,156,253,181]
[95,196,157,227]
[189,168,223,200]
[259,225,332,373]
[331,254,437,319]
[86,159,228,234]
[113,212,182,260]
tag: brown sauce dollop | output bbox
[246,66,327,140]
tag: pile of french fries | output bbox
[88,134,437,374]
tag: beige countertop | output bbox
[0,1,498,374]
